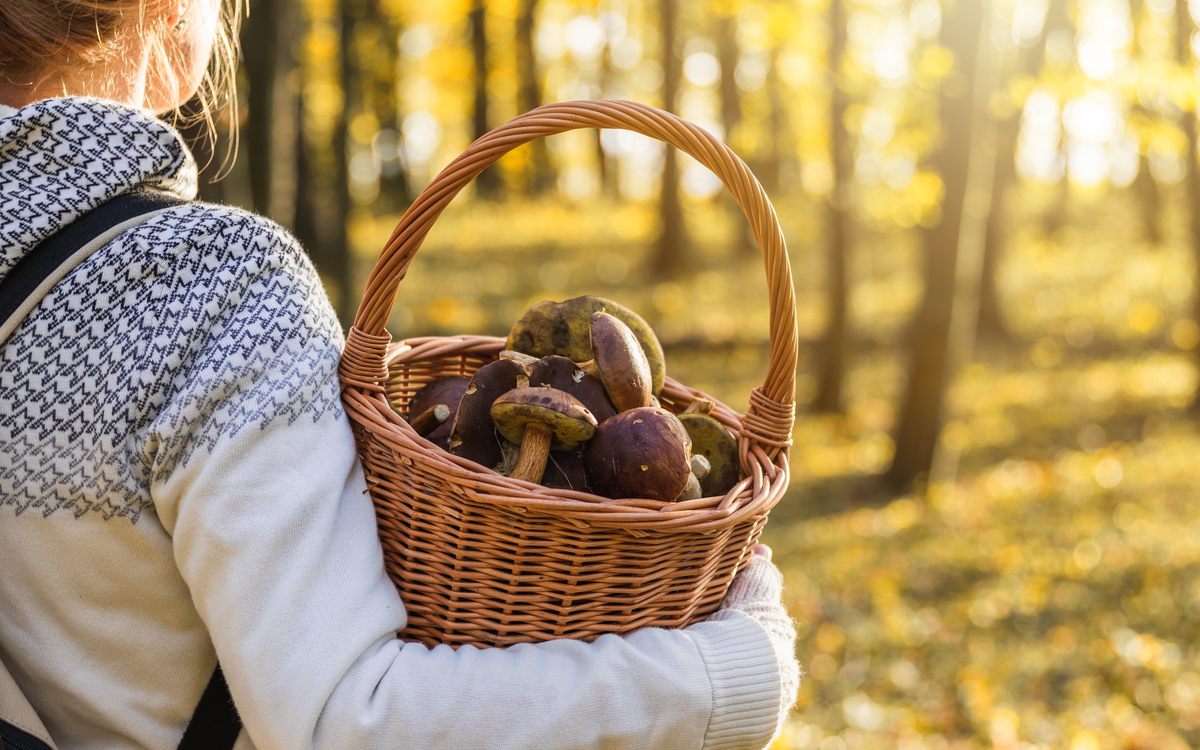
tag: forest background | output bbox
[181,0,1200,746]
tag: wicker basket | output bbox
[337,100,798,648]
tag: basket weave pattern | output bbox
[338,100,798,648]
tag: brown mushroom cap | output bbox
[490,388,598,451]
[448,359,531,471]
[588,312,653,412]
[583,407,692,502]
[408,376,470,420]
[541,449,590,491]
[505,295,666,396]
[679,413,739,497]
[528,355,617,424]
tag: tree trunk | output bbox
[715,13,741,140]
[1132,139,1163,246]
[1177,0,1200,411]
[653,0,688,277]
[176,100,226,204]
[715,10,754,257]
[887,0,994,491]
[241,0,299,227]
[516,0,554,194]
[814,0,850,413]
[976,33,1048,344]
[471,0,501,199]
[326,0,359,329]
[369,0,411,212]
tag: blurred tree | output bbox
[888,0,992,490]
[241,0,299,227]
[324,0,361,328]
[1039,0,1073,236]
[714,3,755,257]
[471,0,502,199]
[753,46,785,195]
[293,98,320,275]
[1129,0,1164,246]
[654,0,690,277]
[176,100,227,205]
[977,1,1058,344]
[596,24,614,196]
[815,0,851,413]
[516,0,556,194]
[715,8,741,146]
[1178,0,1200,411]
[366,0,412,212]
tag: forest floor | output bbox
[354,184,1200,750]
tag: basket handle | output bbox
[341,100,797,449]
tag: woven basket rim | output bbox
[356,335,790,532]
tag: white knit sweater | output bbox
[0,98,788,750]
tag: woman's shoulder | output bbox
[99,199,341,339]
[137,201,311,268]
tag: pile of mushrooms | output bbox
[397,295,739,502]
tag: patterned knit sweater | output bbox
[0,98,786,750]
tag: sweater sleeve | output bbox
[147,214,783,750]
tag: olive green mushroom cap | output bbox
[506,295,666,396]
[490,387,598,451]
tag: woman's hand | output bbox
[709,544,801,744]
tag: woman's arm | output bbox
[148,212,790,750]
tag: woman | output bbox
[0,1,801,748]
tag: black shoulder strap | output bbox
[178,666,242,750]
[0,189,186,335]
[0,190,243,750]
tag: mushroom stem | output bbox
[577,359,601,380]
[509,422,554,483]
[683,398,715,415]
[410,404,451,436]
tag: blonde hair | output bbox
[0,0,242,141]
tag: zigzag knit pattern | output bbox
[0,99,344,523]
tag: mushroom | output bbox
[677,472,702,501]
[541,449,590,491]
[679,413,739,497]
[578,312,653,412]
[506,295,667,396]
[490,387,598,483]
[675,455,711,501]
[409,404,452,436]
[448,359,531,471]
[529,355,617,424]
[406,376,470,451]
[583,407,692,502]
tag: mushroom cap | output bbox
[408,376,470,421]
[448,359,531,471]
[676,472,702,501]
[583,407,692,502]
[529,355,617,424]
[505,295,666,396]
[490,387,598,451]
[541,449,590,491]
[589,312,653,412]
[679,413,739,497]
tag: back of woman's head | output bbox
[0,1,141,75]
[0,0,240,130]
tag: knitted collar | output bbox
[0,97,197,280]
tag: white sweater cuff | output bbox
[689,609,781,750]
